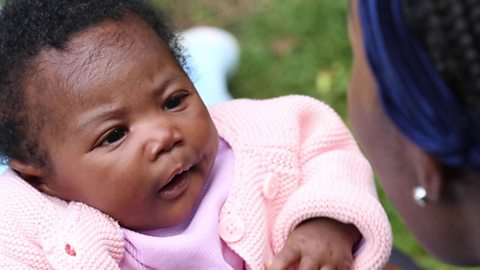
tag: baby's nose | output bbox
[144,128,182,161]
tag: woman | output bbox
[348,0,480,266]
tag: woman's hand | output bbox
[266,217,361,270]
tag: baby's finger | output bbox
[319,260,352,270]
[297,256,320,270]
[268,244,301,270]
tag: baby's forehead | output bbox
[38,18,149,78]
[32,17,162,94]
[25,16,167,133]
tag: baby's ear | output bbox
[8,159,51,193]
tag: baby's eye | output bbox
[164,91,189,111]
[100,127,128,146]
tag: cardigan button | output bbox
[262,173,279,200]
[219,215,245,243]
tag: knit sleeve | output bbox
[40,202,124,269]
[0,254,39,269]
[0,171,124,269]
[270,96,392,270]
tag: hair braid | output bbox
[403,0,480,109]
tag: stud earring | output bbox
[412,186,428,207]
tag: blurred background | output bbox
[157,0,480,269]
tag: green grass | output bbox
[161,1,480,269]
[161,0,351,117]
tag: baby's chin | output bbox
[120,211,193,232]
[122,184,206,231]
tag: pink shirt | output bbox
[120,140,243,269]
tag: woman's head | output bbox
[0,0,219,230]
[348,0,480,265]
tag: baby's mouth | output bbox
[157,167,192,200]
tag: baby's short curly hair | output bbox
[0,0,185,166]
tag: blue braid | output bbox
[358,0,480,172]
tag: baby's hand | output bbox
[267,218,361,270]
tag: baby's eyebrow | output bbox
[150,74,182,96]
[75,108,126,135]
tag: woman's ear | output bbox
[8,159,54,195]
[408,144,445,203]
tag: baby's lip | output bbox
[157,163,193,191]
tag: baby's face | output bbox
[26,16,219,230]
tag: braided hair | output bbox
[360,0,480,172]
[403,0,480,110]
[0,0,185,166]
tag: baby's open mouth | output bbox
[157,168,191,200]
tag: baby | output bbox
[0,0,391,269]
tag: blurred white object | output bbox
[181,26,240,106]
[0,164,7,175]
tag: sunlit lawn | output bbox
[160,1,480,269]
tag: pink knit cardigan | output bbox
[0,95,392,269]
